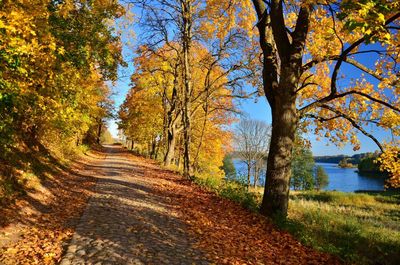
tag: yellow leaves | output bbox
[48,42,57,51]
[377,13,386,24]
[200,0,256,41]
[376,143,400,188]
[57,46,66,55]
[380,109,400,135]
[57,0,75,18]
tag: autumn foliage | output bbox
[0,0,123,155]
[119,43,236,177]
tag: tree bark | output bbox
[247,163,251,189]
[96,120,102,144]
[181,0,193,179]
[164,126,177,166]
[260,96,297,217]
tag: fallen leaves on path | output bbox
[0,151,102,265]
[138,157,341,264]
[1,148,341,265]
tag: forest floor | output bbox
[0,145,340,264]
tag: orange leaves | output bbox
[149,163,340,264]
[0,154,98,265]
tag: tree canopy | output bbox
[0,0,124,154]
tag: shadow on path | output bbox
[60,145,209,265]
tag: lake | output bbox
[316,162,385,192]
[233,160,386,192]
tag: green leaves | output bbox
[338,0,398,43]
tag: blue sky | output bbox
[107,8,395,157]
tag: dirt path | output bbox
[59,145,208,265]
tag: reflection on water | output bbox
[233,160,386,192]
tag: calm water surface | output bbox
[317,162,385,192]
[233,160,385,192]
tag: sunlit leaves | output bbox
[338,0,399,43]
[376,143,400,188]
[0,0,123,152]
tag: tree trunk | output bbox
[164,127,177,166]
[247,163,251,189]
[260,99,297,218]
[96,120,102,144]
[181,0,193,179]
[164,65,179,166]
[253,164,259,188]
[251,0,310,218]
[150,139,157,159]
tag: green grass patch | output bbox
[284,190,400,265]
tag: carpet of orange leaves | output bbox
[1,148,341,264]
[0,150,102,265]
[148,165,342,265]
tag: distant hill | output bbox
[314,152,379,165]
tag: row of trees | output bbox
[0,0,123,155]
[120,0,399,218]
[118,43,236,176]
[118,0,258,177]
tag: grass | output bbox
[193,174,400,265]
[285,190,400,265]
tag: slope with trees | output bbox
[0,0,124,198]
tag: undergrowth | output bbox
[0,140,91,206]
[194,175,261,212]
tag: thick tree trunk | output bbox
[164,127,176,166]
[252,0,310,218]
[181,0,193,179]
[260,99,297,217]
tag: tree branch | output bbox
[270,0,291,61]
[320,104,384,152]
